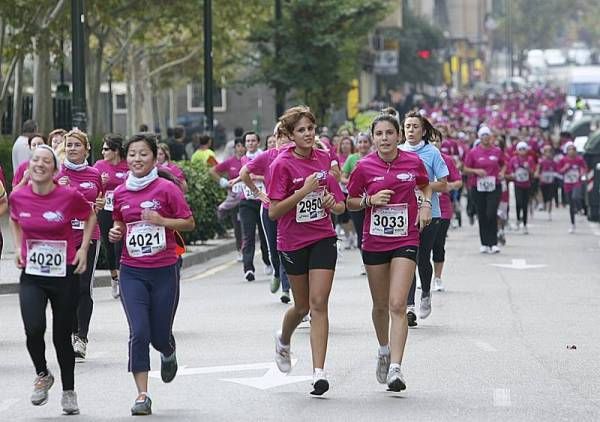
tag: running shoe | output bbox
[360,265,367,275]
[419,295,432,319]
[61,390,79,415]
[245,270,255,282]
[131,394,152,416]
[270,276,280,294]
[111,278,120,299]
[407,306,417,327]
[569,225,575,234]
[31,372,54,406]
[264,265,274,275]
[376,352,391,384]
[433,277,445,292]
[479,245,489,254]
[490,245,500,254]
[299,313,311,328]
[274,332,292,373]
[73,336,87,360]
[160,351,178,383]
[280,291,291,304]
[386,366,406,392]
[236,252,243,262]
[311,369,329,396]
[523,226,529,235]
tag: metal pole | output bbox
[71,0,87,131]
[203,0,213,135]
[274,0,284,119]
[108,71,113,133]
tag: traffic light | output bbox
[417,49,431,59]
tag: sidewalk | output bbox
[0,236,238,295]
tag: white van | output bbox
[566,67,600,113]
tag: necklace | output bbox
[293,149,310,159]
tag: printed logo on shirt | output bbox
[79,182,94,189]
[292,177,304,183]
[371,176,385,182]
[116,172,127,179]
[19,212,31,218]
[489,156,498,161]
[121,204,130,211]
[396,173,415,182]
[42,211,64,222]
[140,199,161,210]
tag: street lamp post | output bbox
[274,0,284,119]
[71,0,87,132]
[203,0,214,135]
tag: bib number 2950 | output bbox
[296,188,326,223]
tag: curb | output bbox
[0,240,237,295]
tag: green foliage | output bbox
[0,136,13,190]
[178,160,226,243]
[249,0,391,122]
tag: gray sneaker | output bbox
[31,372,54,406]
[61,390,80,415]
[73,336,87,360]
[131,394,152,416]
[419,295,432,319]
[386,366,406,392]
[274,332,291,373]
[376,353,391,384]
[111,278,120,299]
[270,276,281,294]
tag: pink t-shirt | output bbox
[246,148,282,210]
[441,139,459,157]
[507,155,535,189]
[240,152,265,201]
[56,166,103,243]
[439,153,461,220]
[161,162,186,182]
[93,159,129,192]
[537,158,557,185]
[112,177,193,268]
[10,184,92,266]
[267,147,345,252]
[559,156,587,193]
[464,145,505,183]
[346,151,429,252]
[12,161,28,187]
[215,156,243,180]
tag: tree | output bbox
[249,0,390,122]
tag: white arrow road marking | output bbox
[0,398,19,412]
[149,359,311,389]
[491,259,546,270]
[493,388,511,407]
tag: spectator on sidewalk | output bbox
[168,126,187,161]
[12,119,37,173]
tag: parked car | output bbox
[525,49,547,71]
[568,42,592,66]
[544,49,567,67]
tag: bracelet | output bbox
[422,199,432,206]
[419,203,432,209]
[359,194,367,208]
[366,195,372,207]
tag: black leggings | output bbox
[408,218,441,305]
[97,209,123,272]
[565,190,577,225]
[73,240,100,340]
[349,209,365,251]
[239,200,270,273]
[432,218,451,263]
[515,186,531,226]
[473,186,501,247]
[20,268,78,390]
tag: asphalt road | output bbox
[1,206,599,421]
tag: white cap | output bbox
[563,141,575,154]
[516,141,529,150]
[477,126,491,138]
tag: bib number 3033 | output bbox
[25,240,67,277]
[369,204,408,237]
[104,191,114,211]
[477,176,496,192]
[126,221,167,257]
[296,188,326,223]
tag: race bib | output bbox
[477,176,496,192]
[564,170,580,184]
[369,204,408,237]
[540,171,555,184]
[243,181,265,200]
[126,221,167,257]
[296,188,326,223]
[104,190,114,211]
[232,182,244,194]
[25,240,67,277]
[514,168,529,183]
[71,219,84,230]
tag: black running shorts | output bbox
[279,236,338,275]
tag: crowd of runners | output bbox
[0,83,588,415]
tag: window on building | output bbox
[187,81,226,112]
[114,93,127,114]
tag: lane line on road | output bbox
[493,388,511,407]
[472,340,498,352]
[0,398,19,412]
[183,259,237,282]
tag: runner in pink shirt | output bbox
[536,145,558,220]
[12,134,47,189]
[93,134,129,299]
[268,106,345,396]
[157,143,187,192]
[558,142,587,233]
[56,130,104,360]
[506,142,536,233]
[10,145,96,415]
[0,179,6,258]
[347,113,431,393]
[108,133,194,416]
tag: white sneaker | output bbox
[236,252,243,262]
[72,336,87,360]
[61,390,79,415]
[433,277,445,292]
[376,352,391,384]
[299,313,311,328]
[360,264,366,275]
[274,332,291,373]
[523,226,529,235]
[569,225,575,234]
[419,295,432,319]
[480,245,488,254]
[386,365,406,392]
[490,245,500,254]
[110,278,120,299]
[264,265,273,275]
[311,369,329,396]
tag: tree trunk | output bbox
[87,28,107,138]
[12,55,24,138]
[126,46,154,135]
[32,39,53,133]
